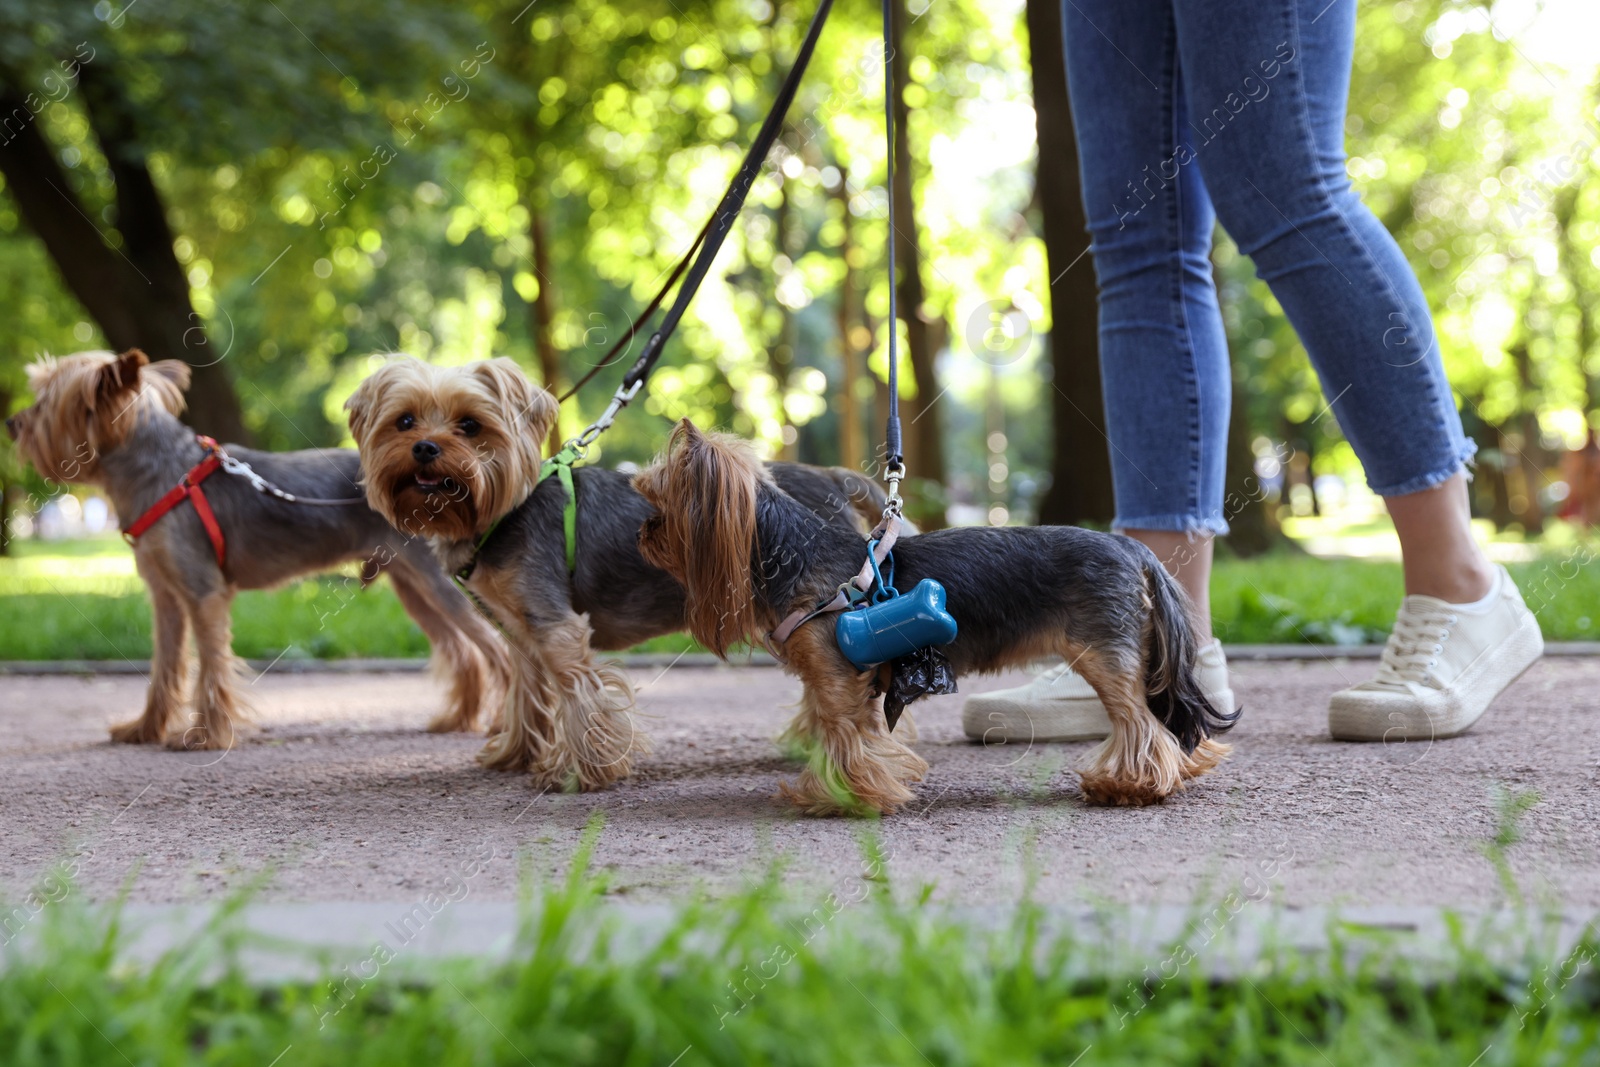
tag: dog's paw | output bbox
[108,718,165,745]
[477,734,537,773]
[426,707,479,734]
[164,722,237,752]
[780,763,910,818]
[1077,770,1176,807]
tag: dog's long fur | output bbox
[634,421,1241,815]
[346,356,892,792]
[4,349,512,749]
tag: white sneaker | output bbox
[962,641,1235,743]
[1328,565,1543,742]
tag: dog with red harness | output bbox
[4,348,510,750]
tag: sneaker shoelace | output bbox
[1372,605,1459,689]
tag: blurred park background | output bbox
[1,0,1598,660]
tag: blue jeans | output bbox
[1062,0,1475,534]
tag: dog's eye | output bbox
[396,413,415,431]
[458,416,480,437]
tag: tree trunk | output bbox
[1515,413,1546,534]
[833,172,865,473]
[1286,420,1320,517]
[873,345,891,475]
[889,0,945,527]
[1487,429,1515,530]
[1025,0,1115,527]
[0,89,140,345]
[0,70,249,444]
[79,65,248,443]
[0,385,10,556]
[527,196,564,455]
[1554,185,1598,418]
[1223,369,1277,555]
[1508,341,1546,534]
[773,179,798,461]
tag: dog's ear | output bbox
[472,358,558,448]
[146,359,192,392]
[142,360,191,415]
[668,418,709,467]
[659,418,762,658]
[95,349,149,406]
[83,349,150,422]
[344,370,380,444]
[24,356,58,391]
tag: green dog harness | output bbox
[454,445,578,582]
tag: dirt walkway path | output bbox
[2,659,1596,909]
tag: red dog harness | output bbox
[122,435,228,567]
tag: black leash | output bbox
[556,212,714,403]
[558,0,836,454]
[880,0,904,500]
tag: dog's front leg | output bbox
[169,590,247,751]
[778,628,928,817]
[477,644,558,774]
[479,614,643,790]
[385,552,508,734]
[111,581,189,745]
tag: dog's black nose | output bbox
[3,416,16,440]
[412,439,441,464]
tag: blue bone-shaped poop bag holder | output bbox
[835,574,959,672]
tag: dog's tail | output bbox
[1141,554,1241,752]
[634,420,765,658]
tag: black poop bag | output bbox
[884,645,958,731]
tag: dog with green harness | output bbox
[346,355,892,792]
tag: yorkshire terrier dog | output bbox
[345,356,892,792]
[5,349,510,749]
[634,421,1241,815]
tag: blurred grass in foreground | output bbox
[0,536,1595,660]
[1,823,1597,1066]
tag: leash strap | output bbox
[881,0,902,480]
[455,446,579,582]
[564,0,835,451]
[770,0,910,653]
[122,435,228,567]
[557,212,716,403]
[215,451,365,506]
[768,512,902,648]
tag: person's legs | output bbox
[963,0,1233,743]
[1065,0,1231,637]
[1062,0,1233,546]
[1170,0,1481,547]
[1167,0,1537,737]
[1386,472,1494,602]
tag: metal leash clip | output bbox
[214,444,365,507]
[218,450,298,502]
[564,379,644,459]
[882,460,906,519]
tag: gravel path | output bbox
[2,658,1596,909]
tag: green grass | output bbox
[1,537,1596,660]
[2,824,1597,1066]
[1212,553,1600,646]
[0,537,698,661]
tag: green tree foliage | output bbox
[1222,0,1600,528]
[0,0,1595,533]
